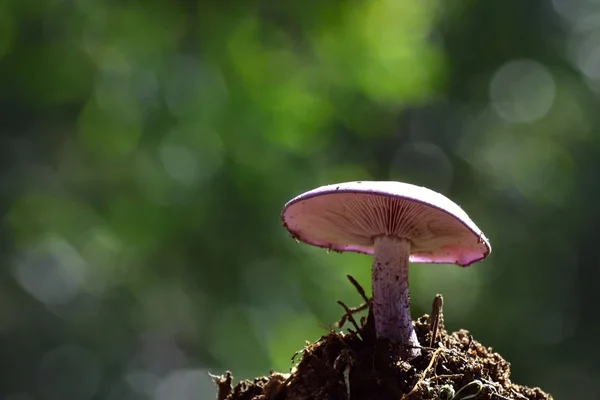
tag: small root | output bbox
[346,275,370,304]
[337,275,372,329]
[401,347,444,399]
[337,302,369,328]
[334,348,356,400]
[337,301,363,338]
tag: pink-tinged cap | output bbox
[282,181,491,267]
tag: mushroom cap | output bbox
[282,181,491,267]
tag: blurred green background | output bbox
[0,0,597,398]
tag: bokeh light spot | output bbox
[489,59,556,123]
[13,234,90,306]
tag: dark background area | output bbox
[0,0,597,398]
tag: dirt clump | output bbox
[214,299,552,400]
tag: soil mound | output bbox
[214,292,552,400]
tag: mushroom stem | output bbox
[372,235,421,357]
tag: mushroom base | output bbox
[371,235,420,357]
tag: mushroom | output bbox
[281,181,491,358]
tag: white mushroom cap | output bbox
[282,181,491,267]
